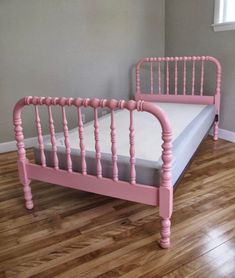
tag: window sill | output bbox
[212,21,235,32]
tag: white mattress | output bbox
[35,102,215,186]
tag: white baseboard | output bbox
[1,128,235,154]
[217,128,235,143]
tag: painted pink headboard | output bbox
[135,56,221,115]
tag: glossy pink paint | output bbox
[13,56,221,249]
[47,104,59,170]
[34,105,46,167]
[13,98,33,210]
[174,59,178,95]
[13,96,173,248]
[110,108,118,181]
[61,104,72,172]
[129,108,136,184]
[77,105,87,175]
[136,56,222,141]
[158,61,161,94]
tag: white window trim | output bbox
[213,21,235,32]
[213,0,235,31]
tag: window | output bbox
[213,0,235,31]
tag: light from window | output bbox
[218,0,235,23]
[213,0,235,31]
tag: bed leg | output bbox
[213,114,219,141]
[160,218,171,249]
[213,121,219,141]
[213,122,219,141]
[18,160,34,210]
[159,186,172,249]
[23,180,34,210]
[14,101,34,209]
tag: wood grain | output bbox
[0,137,234,277]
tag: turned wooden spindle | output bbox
[158,61,161,94]
[166,60,170,95]
[150,62,154,94]
[47,104,59,170]
[77,106,87,175]
[35,105,46,167]
[136,63,141,95]
[192,58,196,95]
[183,59,187,95]
[200,60,205,96]
[93,106,102,178]
[129,109,136,184]
[174,59,178,95]
[110,108,118,181]
[61,105,72,172]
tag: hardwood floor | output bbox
[0,137,234,277]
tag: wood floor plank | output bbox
[0,137,235,277]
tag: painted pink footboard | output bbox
[13,97,173,248]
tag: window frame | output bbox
[213,0,235,32]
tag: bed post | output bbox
[208,56,222,141]
[13,98,34,209]
[142,101,173,249]
[213,58,221,141]
[159,130,173,249]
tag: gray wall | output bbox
[0,0,165,143]
[165,0,235,132]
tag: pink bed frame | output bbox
[13,56,221,249]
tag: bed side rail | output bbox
[13,96,172,187]
[135,56,221,114]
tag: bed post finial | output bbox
[13,98,34,209]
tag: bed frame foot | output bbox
[213,119,219,141]
[17,160,34,210]
[23,181,34,210]
[159,218,171,249]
